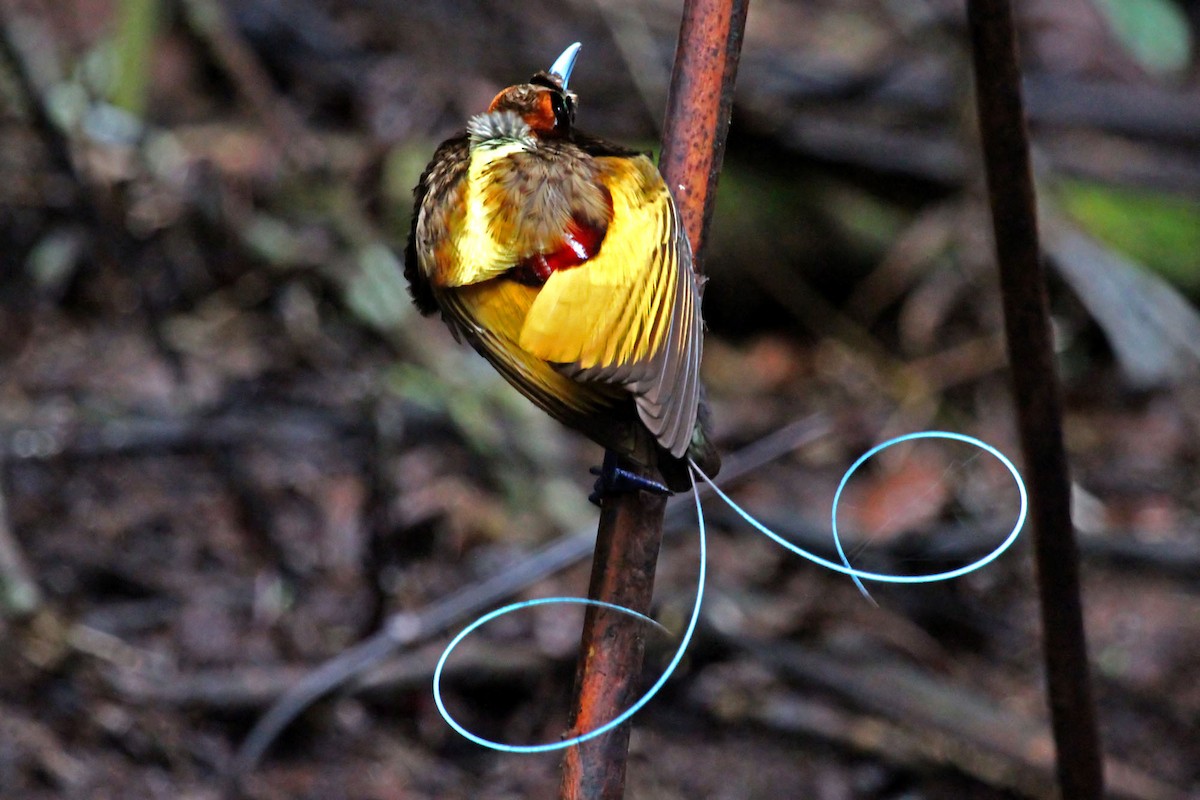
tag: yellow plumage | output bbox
[405,65,717,483]
[442,142,526,286]
[440,278,626,422]
[521,157,679,368]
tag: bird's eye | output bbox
[550,91,574,133]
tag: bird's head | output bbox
[485,42,581,138]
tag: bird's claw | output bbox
[588,455,672,507]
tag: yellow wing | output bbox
[518,155,702,458]
[437,277,630,425]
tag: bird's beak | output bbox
[548,42,582,90]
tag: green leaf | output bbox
[1093,0,1192,75]
[1057,179,1200,291]
[109,0,160,115]
[344,244,413,330]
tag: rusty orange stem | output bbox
[558,2,748,798]
[659,0,746,270]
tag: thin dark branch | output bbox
[965,1,1105,798]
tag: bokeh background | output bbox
[1,0,1198,797]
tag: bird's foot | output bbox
[588,452,672,507]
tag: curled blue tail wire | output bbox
[433,429,1027,752]
[432,477,708,754]
[694,430,1028,601]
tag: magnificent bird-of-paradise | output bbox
[405,43,718,495]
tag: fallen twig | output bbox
[717,637,1183,800]
[233,417,828,774]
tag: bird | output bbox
[404,42,719,498]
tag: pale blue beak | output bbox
[548,42,582,90]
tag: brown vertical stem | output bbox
[558,2,747,798]
[659,0,748,272]
[558,479,667,800]
[965,2,1105,798]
